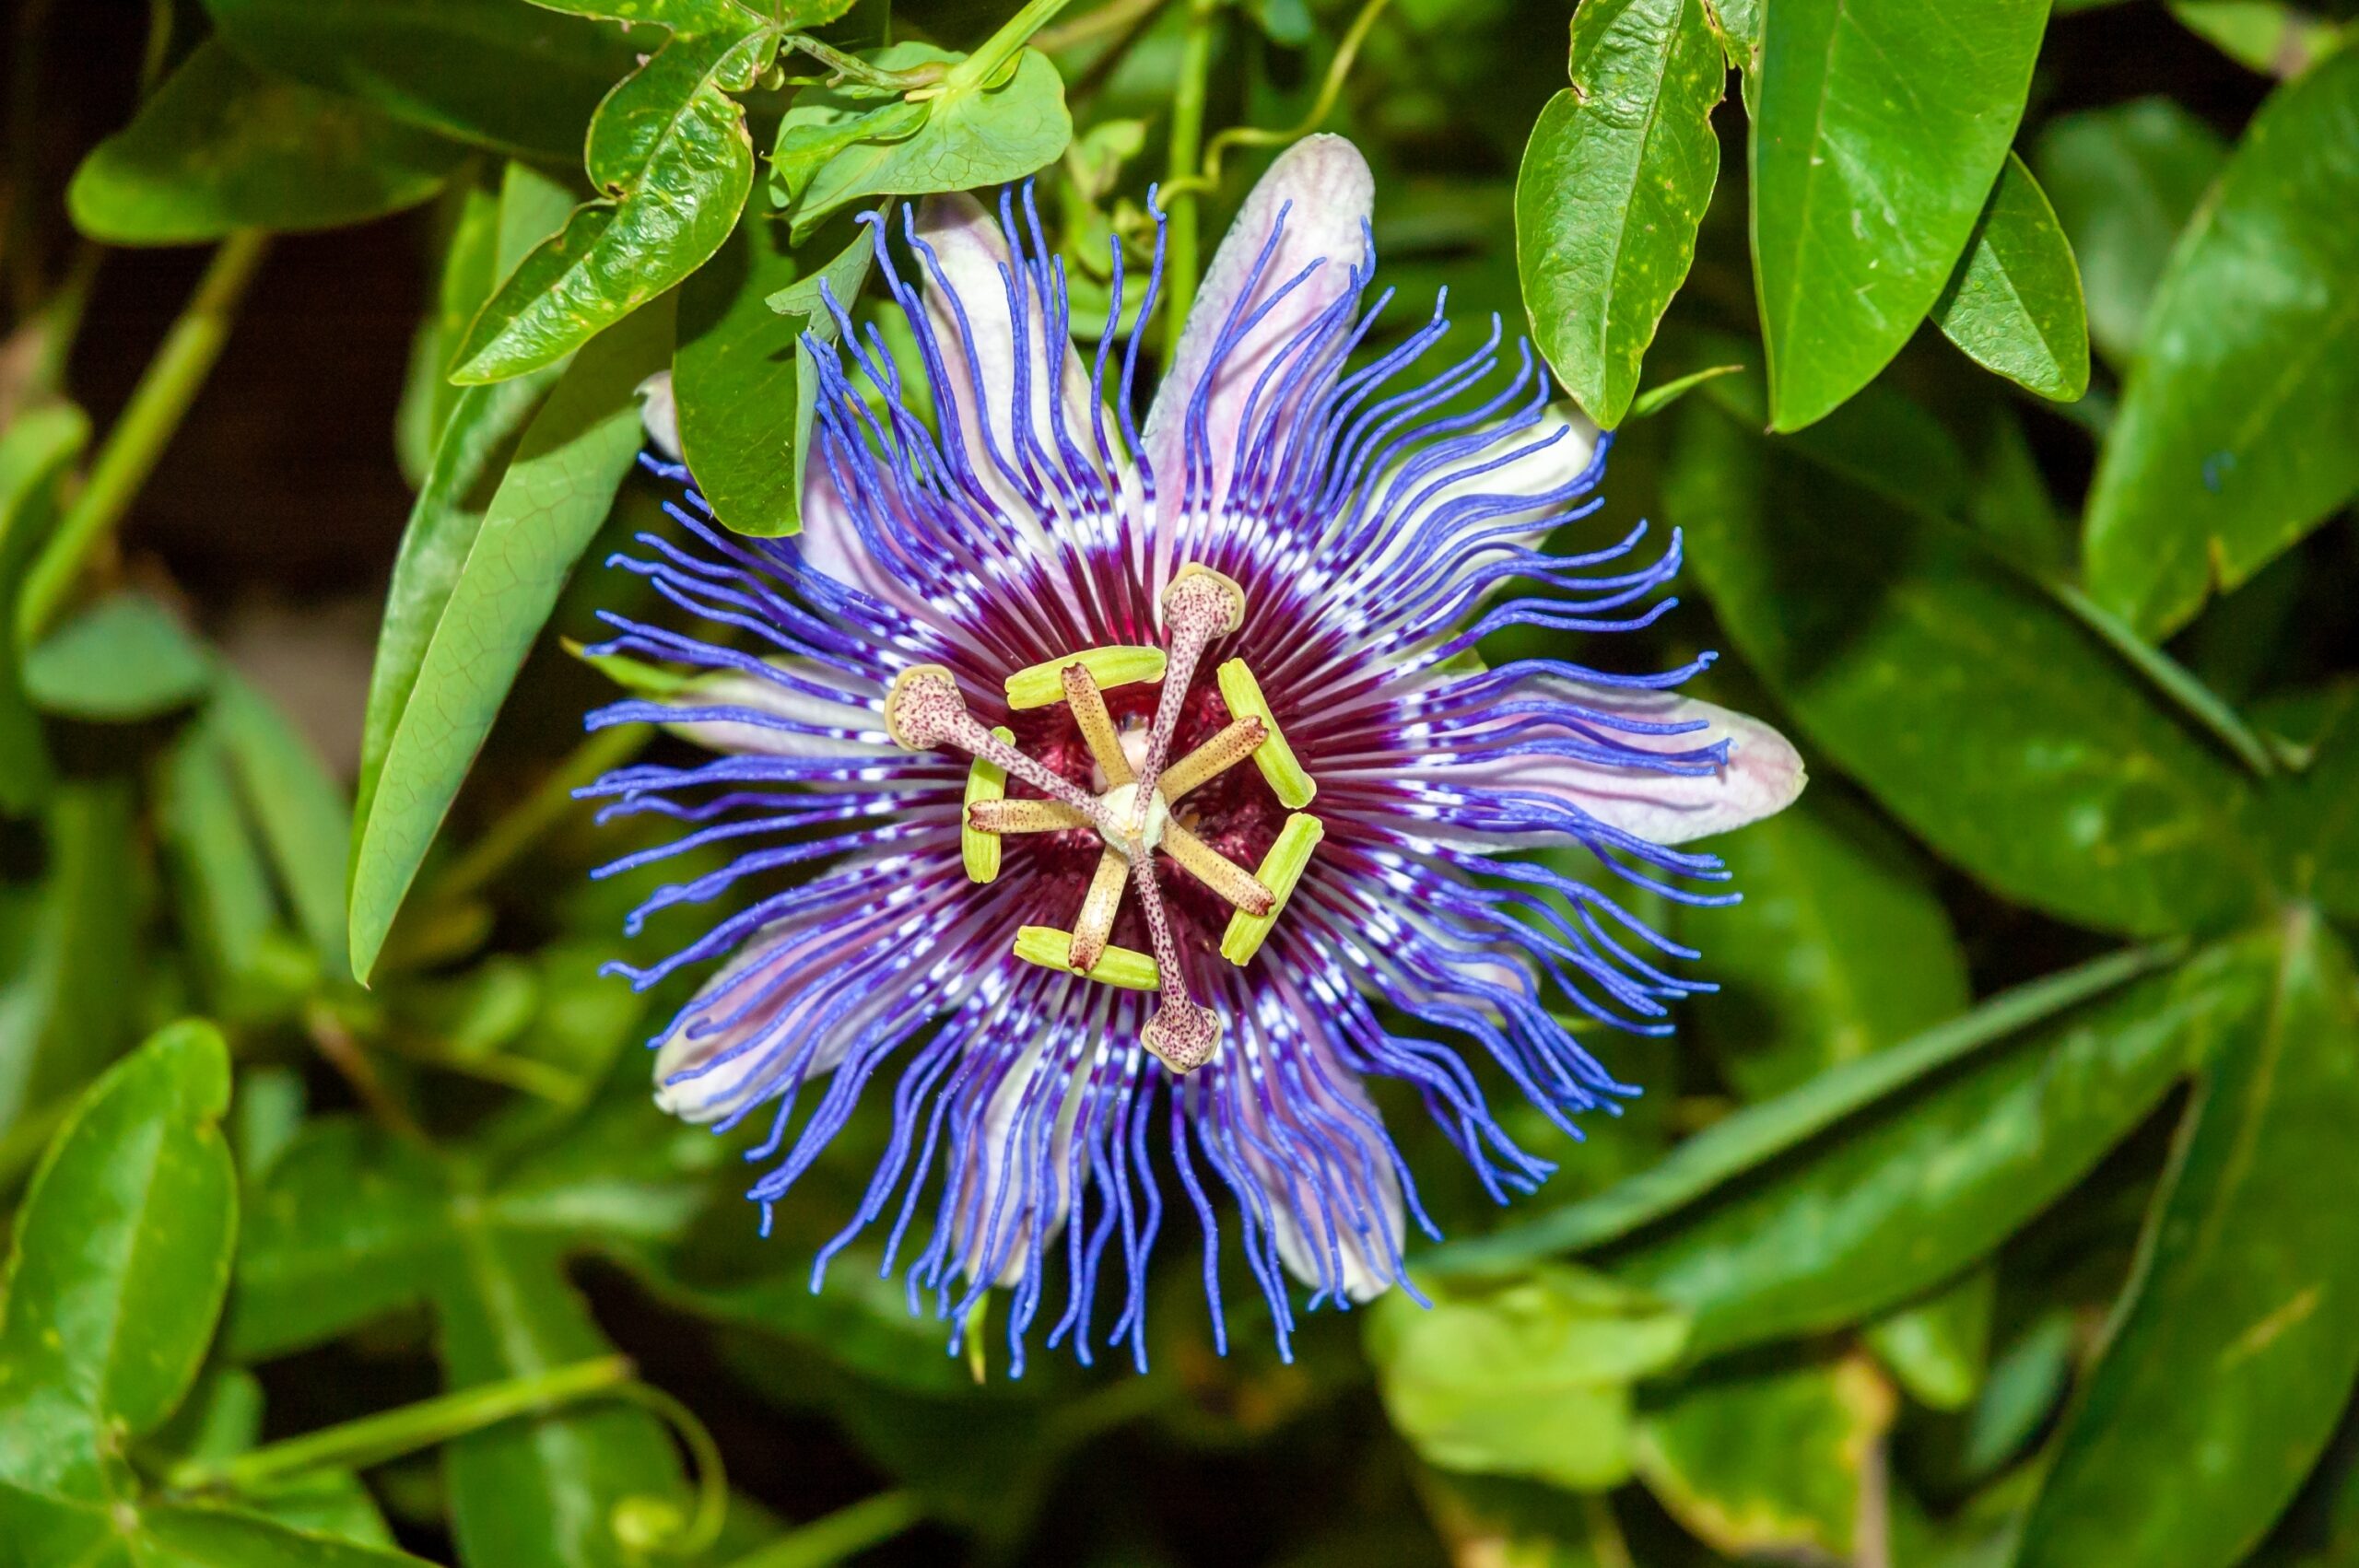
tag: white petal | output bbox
[1356,404,1602,603]
[1141,135,1373,567]
[652,924,859,1124]
[635,369,680,459]
[1445,682,1807,847]
[958,1022,1091,1288]
[1234,1050,1406,1305]
[662,660,893,759]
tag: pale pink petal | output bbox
[652,923,863,1123]
[1231,1038,1407,1305]
[957,1023,1089,1287]
[635,369,680,458]
[663,661,894,759]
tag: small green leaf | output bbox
[24,594,213,720]
[2169,0,2341,77]
[1366,1265,1690,1489]
[1677,789,1969,1102]
[1626,361,1743,419]
[771,44,1073,241]
[1862,1267,1994,1411]
[201,0,645,163]
[0,1023,235,1502]
[0,405,87,814]
[1666,385,2277,938]
[351,298,673,982]
[133,1503,436,1566]
[675,216,873,535]
[452,29,766,384]
[2018,916,2359,1568]
[158,722,287,1014]
[1514,0,1724,428]
[67,40,461,245]
[1750,0,2049,429]
[210,673,355,978]
[2083,47,2359,640]
[1634,1352,1897,1561]
[1931,152,2091,401]
[2032,98,2226,367]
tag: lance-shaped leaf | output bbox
[2083,46,2359,641]
[1750,0,2050,430]
[201,0,642,164]
[452,29,767,384]
[770,44,1072,241]
[1515,0,1724,428]
[674,216,874,535]
[67,39,461,244]
[350,298,673,982]
[0,406,86,814]
[1930,152,2090,401]
[2018,915,2359,1568]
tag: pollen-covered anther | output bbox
[1141,1000,1223,1075]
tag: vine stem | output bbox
[722,1492,927,1568]
[1158,0,1221,354]
[18,228,269,641]
[1159,0,1392,205]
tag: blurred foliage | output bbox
[5,0,2359,1564]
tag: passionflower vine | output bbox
[581,136,1803,1372]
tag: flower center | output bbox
[881,568,1324,1075]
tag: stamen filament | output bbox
[1062,662,1133,786]
[1069,848,1132,972]
[1158,716,1267,802]
[1160,821,1274,915]
[967,799,1093,834]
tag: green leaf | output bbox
[2274,685,2359,918]
[1930,152,2090,401]
[2032,98,2226,368]
[1960,1309,2077,1480]
[1626,360,1743,420]
[0,405,87,814]
[397,179,506,486]
[451,29,766,384]
[2018,915,2359,1568]
[1513,0,1724,428]
[2169,0,2342,77]
[1634,1352,1897,1562]
[1862,1266,1994,1411]
[66,40,461,245]
[675,216,873,536]
[526,0,767,29]
[24,593,214,720]
[1366,1265,1690,1489]
[158,723,288,1015]
[2083,46,2359,640]
[770,44,1073,241]
[1428,944,2175,1270]
[1677,790,1969,1102]
[200,0,644,164]
[1608,940,2271,1360]
[1749,0,2050,429]
[1665,386,2277,938]
[350,298,673,982]
[210,674,355,978]
[132,1503,435,1566]
[0,1023,235,1502]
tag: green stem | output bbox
[2042,577,2277,778]
[1164,0,1391,201]
[428,721,649,909]
[1158,0,1220,355]
[18,229,269,642]
[166,1355,635,1495]
[780,33,940,88]
[954,0,1083,88]
[722,1492,926,1568]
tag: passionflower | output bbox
[581,136,1803,1372]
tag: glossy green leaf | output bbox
[771,44,1073,240]
[1677,790,1968,1101]
[1626,361,1743,420]
[675,216,872,536]
[451,29,765,384]
[2273,685,2359,918]
[1634,1353,1896,1560]
[1750,0,2050,429]
[0,1023,235,1502]
[1863,1267,1993,1411]
[1608,941,2270,1359]
[1930,153,2090,401]
[1666,387,2277,938]
[1366,1265,1689,1488]
[201,0,643,163]
[1514,0,1724,428]
[1430,944,2174,1270]
[2032,98,2225,367]
[351,298,672,982]
[2019,916,2359,1568]
[24,594,213,720]
[67,40,461,245]
[2083,47,2359,640]
[1960,1310,2077,1480]
[397,179,506,486]
[0,405,86,814]
[132,1503,433,1566]
[526,0,767,29]
[208,675,353,977]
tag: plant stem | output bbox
[1159,0,1220,355]
[166,1355,635,1494]
[18,229,268,642]
[955,0,1083,88]
[722,1492,926,1568]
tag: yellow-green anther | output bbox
[962,725,1015,883]
[1014,925,1161,989]
[1215,659,1315,807]
[1221,813,1323,966]
[1004,645,1168,710]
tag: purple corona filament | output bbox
[581,137,1804,1375]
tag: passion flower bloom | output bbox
[582,136,1803,1371]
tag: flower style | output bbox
[581,135,1804,1372]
